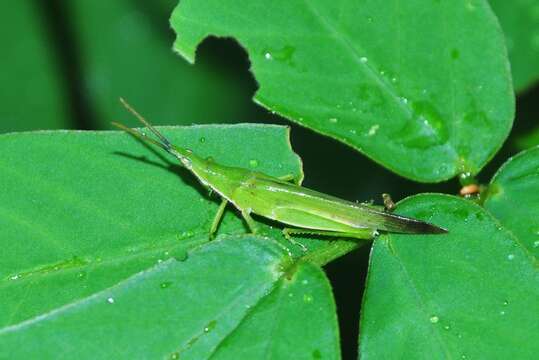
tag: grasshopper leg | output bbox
[209,198,228,240]
[278,174,299,184]
[283,227,377,242]
[241,210,259,234]
[282,228,309,252]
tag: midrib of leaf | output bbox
[302,1,410,115]
[2,235,306,360]
[0,234,205,290]
[180,279,279,358]
[0,259,182,336]
[298,0,451,143]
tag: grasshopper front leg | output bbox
[209,198,228,240]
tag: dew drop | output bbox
[199,137,206,143]
[400,97,409,105]
[533,240,539,248]
[359,57,368,63]
[503,300,509,306]
[391,77,397,83]
[160,281,173,289]
[500,310,506,315]
[77,271,87,279]
[107,297,115,304]
[174,250,189,262]
[328,117,338,124]
[302,279,309,285]
[303,294,313,303]
[349,129,357,135]
[249,159,259,168]
[169,352,180,360]
[368,124,380,136]
[204,320,217,333]
[264,52,272,60]
[507,254,515,260]
[444,325,451,330]
[429,315,439,323]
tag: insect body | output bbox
[113,99,447,246]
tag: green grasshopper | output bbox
[113,99,446,249]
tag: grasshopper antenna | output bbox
[111,121,169,151]
[118,97,173,151]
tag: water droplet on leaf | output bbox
[160,281,172,289]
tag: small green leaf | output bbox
[360,194,538,358]
[484,146,539,256]
[490,0,539,92]
[0,1,69,132]
[171,0,514,182]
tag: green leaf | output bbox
[171,0,514,182]
[484,146,539,256]
[72,0,249,128]
[490,0,539,92]
[0,1,69,132]
[1,126,344,358]
[0,235,339,359]
[360,194,538,358]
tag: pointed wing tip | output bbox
[413,221,448,235]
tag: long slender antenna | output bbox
[119,97,172,150]
[111,121,168,151]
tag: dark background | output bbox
[3,1,538,358]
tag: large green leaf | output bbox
[0,126,344,358]
[171,0,514,182]
[490,0,539,92]
[0,236,339,359]
[484,146,539,256]
[0,125,299,325]
[360,194,538,358]
[0,1,69,132]
[72,0,248,128]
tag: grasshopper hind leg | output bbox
[283,228,377,251]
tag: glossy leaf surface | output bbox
[0,126,343,358]
[172,0,514,181]
[360,194,538,359]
